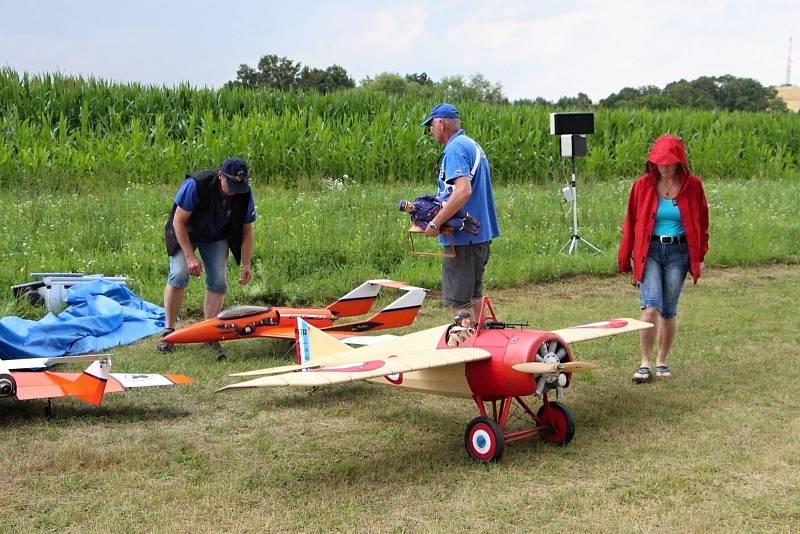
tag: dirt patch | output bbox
[487,263,799,301]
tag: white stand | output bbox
[559,156,601,255]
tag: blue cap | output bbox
[421,103,460,126]
[219,157,250,194]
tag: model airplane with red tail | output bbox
[219,297,652,462]
[163,279,427,345]
[1,354,192,415]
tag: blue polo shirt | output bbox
[436,129,500,246]
[174,178,256,242]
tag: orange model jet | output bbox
[1,354,191,415]
[163,279,427,345]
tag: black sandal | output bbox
[632,366,653,383]
[656,365,672,378]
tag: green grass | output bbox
[1,178,798,319]
[2,264,798,532]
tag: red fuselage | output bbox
[457,327,574,401]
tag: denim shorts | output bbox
[167,239,229,294]
[442,242,491,308]
[639,239,689,319]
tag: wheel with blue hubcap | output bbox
[464,416,505,463]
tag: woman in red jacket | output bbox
[617,135,709,383]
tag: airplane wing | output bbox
[339,335,398,346]
[12,371,192,401]
[252,326,373,340]
[551,318,652,344]
[109,373,193,389]
[6,354,192,404]
[255,329,395,341]
[219,346,489,390]
[254,326,296,339]
[220,324,490,391]
[0,354,112,371]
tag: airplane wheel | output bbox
[537,401,576,446]
[0,374,16,397]
[464,416,505,463]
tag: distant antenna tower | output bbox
[787,36,793,86]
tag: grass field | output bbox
[2,264,799,532]
[1,178,798,319]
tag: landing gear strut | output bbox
[464,393,576,462]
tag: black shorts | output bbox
[442,242,491,308]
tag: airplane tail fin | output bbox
[46,359,110,406]
[325,284,427,333]
[296,317,352,365]
[325,279,411,318]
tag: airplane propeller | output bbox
[513,361,597,374]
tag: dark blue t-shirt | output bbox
[174,178,256,242]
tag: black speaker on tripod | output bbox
[549,112,595,135]
[550,112,600,255]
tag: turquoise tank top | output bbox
[653,198,686,236]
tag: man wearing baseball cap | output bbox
[158,157,256,359]
[421,103,500,321]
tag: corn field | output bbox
[1,68,799,189]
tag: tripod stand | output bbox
[559,155,601,255]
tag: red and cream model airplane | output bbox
[163,279,426,345]
[1,355,191,414]
[219,298,652,462]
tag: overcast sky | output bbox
[1,0,797,101]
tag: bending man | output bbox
[158,157,256,359]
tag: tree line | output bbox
[231,54,791,113]
[229,54,506,104]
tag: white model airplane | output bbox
[1,354,191,414]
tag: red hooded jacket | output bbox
[617,135,709,284]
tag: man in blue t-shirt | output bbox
[157,157,256,358]
[420,103,500,321]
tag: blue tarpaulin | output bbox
[0,279,164,359]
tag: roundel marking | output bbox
[315,360,385,373]
[575,319,628,329]
[385,373,403,384]
[471,429,493,455]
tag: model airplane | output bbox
[1,354,191,414]
[163,279,427,345]
[219,298,652,462]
